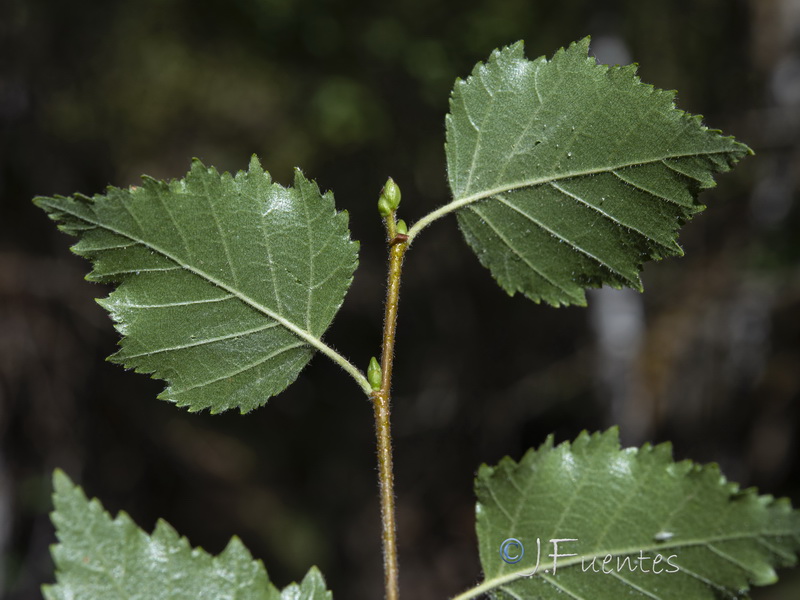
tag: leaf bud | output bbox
[396,219,408,235]
[368,356,382,390]
[378,197,392,217]
[379,177,401,213]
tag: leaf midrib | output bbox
[459,529,792,600]
[461,150,713,206]
[407,148,731,245]
[44,200,372,394]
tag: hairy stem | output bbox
[372,230,408,600]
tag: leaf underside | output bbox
[44,470,332,600]
[473,429,800,599]
[35,157,358,413]
[445,38,751,307]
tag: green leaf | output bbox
[461,429,800,600]
[441,38,751,306]
[44,470,332,600]
[35,157,365,413]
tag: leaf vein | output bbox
[408,149,734,244]
[611,169,680,206]
[497,585,523,600]
[494,192,632,281]
[755,535,796,562]
[706,543,756,574]
[155,183,192,257]
[607,569,660,599]
[462,90,497,196]
[42,202,371,394]
[82,241,141,252]
[550,181,676,253]
[112,294,235,309]
[300,180,314,331]
[242,187,285,315]
[487,482,515,524]
[176,340,307,394]
[201,175,239,288]
[470,204,576,299]
[538,573,588,600]
[123,321,281,359]
[99,266,182,277]
[669,563,734,596]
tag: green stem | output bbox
[371,225,408,600]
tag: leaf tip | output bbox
[248,154,263,173]
[189,157,207,171]
[572,36,592,53]
[752,565,780,586]
[292,167,318,195]
[51,468,73,495]
[236,403,258,416]
[492,40,525,62]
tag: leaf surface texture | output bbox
[44,471,332,600]
[445,38,751,306]
[471,429,800,599]
[35,157,359,412]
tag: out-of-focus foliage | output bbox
[2,0,799,599]
[46,470,332,600]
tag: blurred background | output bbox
[1,0,799,598]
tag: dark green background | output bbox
[2,0,798,598]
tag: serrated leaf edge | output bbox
[34,159,372,397]
[45,469,333,600]
[452,429,799,600]
[407,38,751,248]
